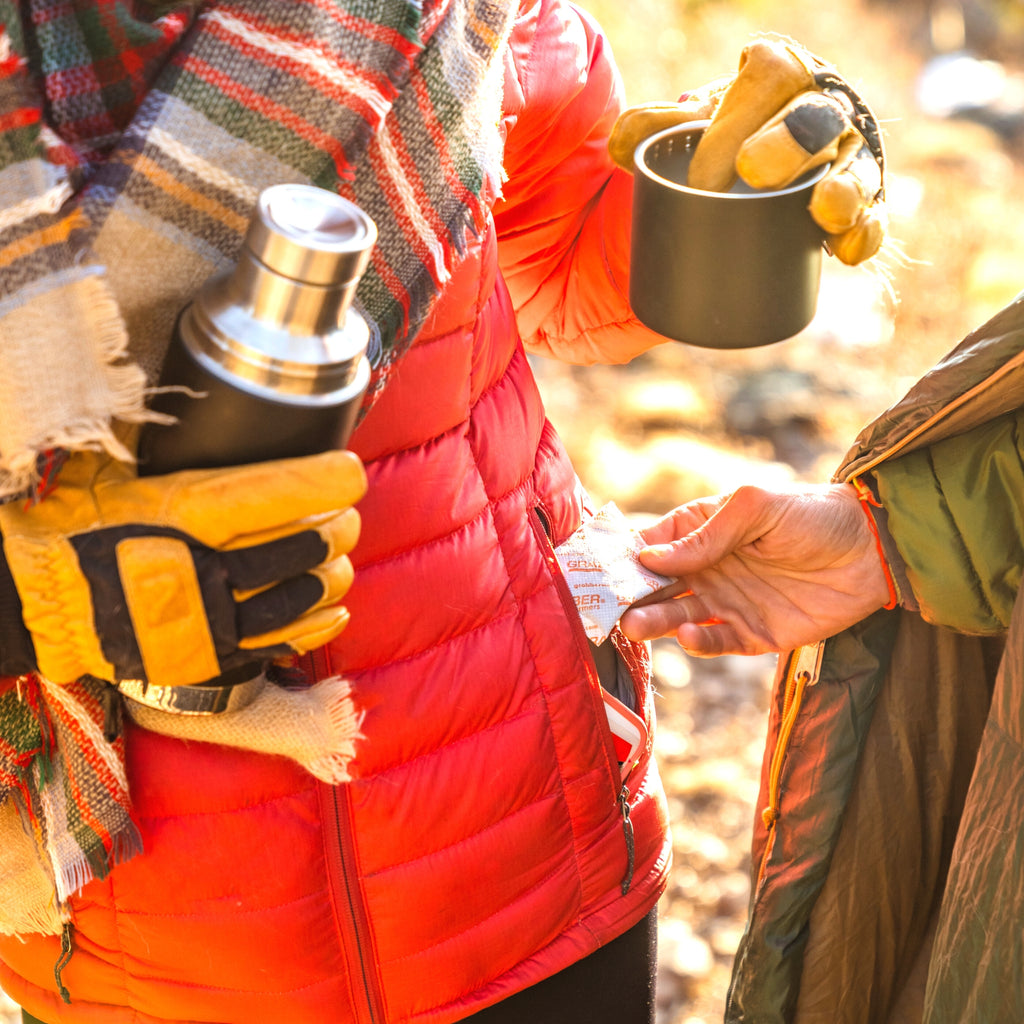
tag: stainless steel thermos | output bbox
[126,184,376,714]
[138,182,376,473]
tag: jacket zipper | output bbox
[755,641,824,889]
[54,921,74,1004]
[530,506,637,893]
[314,645,386,1024]
[617,785,635,895]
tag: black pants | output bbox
[458,908,658,1024]
[22,909,657,1024]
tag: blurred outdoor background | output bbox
[531,0,1024,1021]
[5,1,1024,1022]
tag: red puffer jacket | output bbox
[0,2,671,1021]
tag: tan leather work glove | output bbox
[0,449,365,687]
[607,75,733,170]
[609,37,887,266]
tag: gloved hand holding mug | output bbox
[609,36,887,266]
[0,448,366,688]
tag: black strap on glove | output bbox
[811,67,886,204]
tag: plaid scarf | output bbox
[0,0,515,498]
[0,0,515,933]
[0,675,140,926]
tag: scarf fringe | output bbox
[302,676,366,784]
[53,820,144,903]
[54,850,101,905]
[0,270,168,500]
[62,271,164,429]
[0,903,62,938]
[107,819,145,868]
[0,798,63,937]
[123,674,365,783]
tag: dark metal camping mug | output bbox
[629,121,829,349]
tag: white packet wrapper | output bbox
[554,502,673,645]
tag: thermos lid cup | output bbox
[246,183,377,287]
[177,183,377,403]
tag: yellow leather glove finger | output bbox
[810,133,887,264]
[608,76,732,171]
[120,449,366,550]
[735,90,886,265]
[687,37,817,192]
[735,90,852,189]
[0,448,367,687]
[226,507,362,591]
[807,131,883,234]
[309,551,358,609]
[827,203,888,266]
[240,599,353,655]
[316,505,362,567]
[233,551,356,656]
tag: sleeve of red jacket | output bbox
[493,0,668,365]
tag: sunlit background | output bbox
[532,1,1024,1021]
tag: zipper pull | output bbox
[618,785,635,895]
[790,641,824,689]
[761,641,825,832]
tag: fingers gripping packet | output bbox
[555,503,673,645]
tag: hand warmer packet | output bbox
[554,503,673,645]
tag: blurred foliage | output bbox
[532,0,1024,513]
[580,0,923,102]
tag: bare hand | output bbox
[619,483,892,656]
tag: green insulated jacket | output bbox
[725,294,1024,1024]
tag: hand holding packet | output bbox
[554,503,673,645]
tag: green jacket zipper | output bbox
[755,641,824,890]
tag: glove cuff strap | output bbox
[117,667,267,716]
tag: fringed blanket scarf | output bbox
[0,675,138,936]
[0,0,515,935]
[0,0,514,496]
